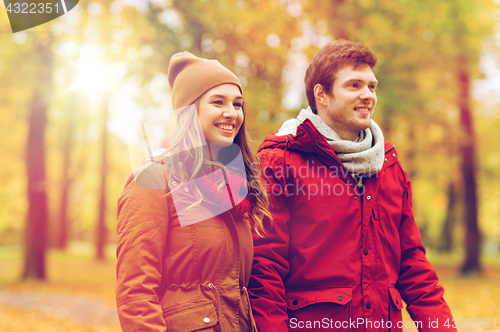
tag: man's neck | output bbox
[331,128,360,141]
[316,113,360,141]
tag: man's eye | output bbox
[369,85,377,90]
[350,83,358,88]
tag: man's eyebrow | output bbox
[344,79,378,85]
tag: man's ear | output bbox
[314,84,329,107]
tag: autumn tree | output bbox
[23,35,53,280]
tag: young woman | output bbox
[116,52,270,332]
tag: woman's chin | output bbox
[207,140,234,149]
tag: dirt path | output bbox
[0,288,119,327]
[1,288,498,332]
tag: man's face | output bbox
[319,64,378,140]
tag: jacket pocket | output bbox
[286,287,352,310]
[389,287,403,310]
[286,287,352,331]
[163,299,218,331]
[388,287,403,331]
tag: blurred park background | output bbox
[1,0,500,331]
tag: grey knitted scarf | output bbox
[298,107,385,176]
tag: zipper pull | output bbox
[357,174,363,188]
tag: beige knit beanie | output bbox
[167,52,242,110]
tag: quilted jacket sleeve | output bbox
[248,150,292,331]
[396,167,456,331]
[116,164,169,332]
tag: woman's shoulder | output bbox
[133,161,168,190]
[119,161,169,203]
[118,163,173,218]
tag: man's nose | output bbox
[360,86,375,101]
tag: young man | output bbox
[248,40,456,331]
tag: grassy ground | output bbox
[0,245,499,331]
[0,244,120,332]
[401,264,500,331]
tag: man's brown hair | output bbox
[305,40,378,114]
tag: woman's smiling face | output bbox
[197,84,244,148]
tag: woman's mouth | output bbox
[215,124,234,133]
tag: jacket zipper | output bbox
[301,124,355,187]
[385,145,395,154]
[301,124,344,169]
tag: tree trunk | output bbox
[457,55,481,274]
[23,37,53,280]
[172,0,205,55]
[96,98,109,260]
[439,181,457,253]
[56,92,77,250]
[330,0,350,40]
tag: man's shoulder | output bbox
[383,141,400,161]
[381,141,411,183]
[257,112,310,154]
[384,141,394,152]
[275,118,302,136]
[257,131,287,155]
[257,136,287,170]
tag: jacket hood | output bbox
[258,111,397,171]
[258,113,346,158]
[258,117,329,154]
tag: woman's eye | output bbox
[234,102,243,108]
[212,100,223,105]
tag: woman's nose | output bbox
[223,104,237,118]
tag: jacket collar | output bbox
[259,118,399,172]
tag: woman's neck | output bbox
[206,142,224,161]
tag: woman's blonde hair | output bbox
[159,101,271,236]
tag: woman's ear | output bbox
[314,84,329,107]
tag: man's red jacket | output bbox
[248,118,455,331]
